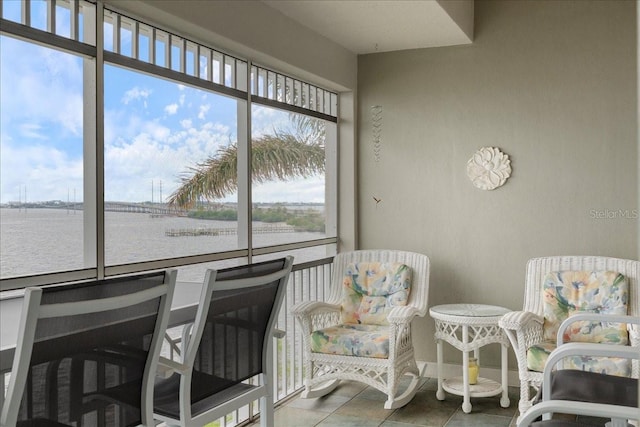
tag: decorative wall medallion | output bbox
[466,147,512,190]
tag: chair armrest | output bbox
[498,310,543,330]
[157,356,189,378]
[517,400,638,427]
[388,306,420,324]
[291,300,341,317]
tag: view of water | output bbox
[0,208,329,282]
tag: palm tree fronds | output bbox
[167,121,326,209]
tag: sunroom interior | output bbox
[0,0,638,426]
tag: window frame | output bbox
[0,0,338,291]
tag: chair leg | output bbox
[383,362,423,410]
[517,380,534,423]
[260,395,274,427]
[301,378,341,399]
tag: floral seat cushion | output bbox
[309,262,412,359]
[310,324,389,359]
[341,262,412,325]
[526,270,629,375]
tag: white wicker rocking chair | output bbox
[498,256,640,420]
[291,249,430,409]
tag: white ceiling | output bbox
[263,0,474,55]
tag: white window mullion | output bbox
[238,60,251,261]
[70,0,79,41]
[194,45,200,79]
[302,83,309,108]
[21,0,31,26]
[132,20,139,59]
[180,38,186,73]
[93,0,104,279]
[222,54,227,87]
[150,27,156,65]
[47,0,56,34]
[112,13,120,54]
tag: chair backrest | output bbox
[523,257,639,318]
[541,270,629,344]
[1,270,176,427]
[327,250,430,318]
[181,256,293,409]
[341,262,412,325]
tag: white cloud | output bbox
[252,105,289,139]
[103,116,232,202]
[165,103,179,115]
[198,104,210,120]
[1,38,84,136]
[122,87,151,105]
[0,140,83,202]
[19,123,47,140]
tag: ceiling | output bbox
[262,0,474,55]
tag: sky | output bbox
[0,30,326,205]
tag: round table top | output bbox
[429,303,511,319]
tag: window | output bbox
[104,64,242,265]
[0,1,338,290]
[0,36,96,280]
[251,106,337,251]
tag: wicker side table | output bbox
[429,303,511,413]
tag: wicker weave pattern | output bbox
[291,250,430,409]
[434,320,509,353]
[498,256,640,420]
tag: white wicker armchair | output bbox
[291,250,430,409]
[498,256,640,419]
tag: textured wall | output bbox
[358,0,638,366]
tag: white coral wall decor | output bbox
[466,147,512,190]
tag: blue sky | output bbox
[0,32,325,205]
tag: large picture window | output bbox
[104,64,242,265]
[251,106,335,250]
[0,1,337,289]
[0,36,95,279]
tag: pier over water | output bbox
[2,201,188,216]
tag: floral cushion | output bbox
[310,324,389,359]
[526,270,629,374]
[527,341,631,377]
[341,262,412,325]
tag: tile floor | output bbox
[250,377,612,427]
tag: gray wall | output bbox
[358,0,638,366]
